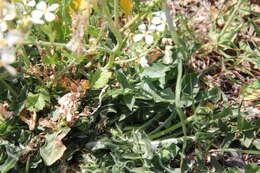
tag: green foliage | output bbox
[91,69,113,89]
[0,0,259,172]
[25,89,50,112]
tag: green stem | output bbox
[22,40,66,47]
[0,73,9,80]
[149,112,175,135]
[151,136,195,147]
[102,0,125,69]
[163,0,187,167]
[120,14,145,33]
[219,0,243,38]
[138,111,167,131]
[102,0,122,44]
[23,40,112,55]
[114,0,119,29]
[215,148,260,155]
[149,116,198,140]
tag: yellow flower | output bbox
[120,0,133,16]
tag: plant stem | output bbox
[219,0,243,38]
[102,0,122,45]
[138,110,167,131]
[22,40,66,47]
[149,115,198,140]
[163,0,188,167]
[0,73,9,80]
[114,0,119,29]
[149,112,176,135]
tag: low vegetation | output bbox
[0,0,259,172]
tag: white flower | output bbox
[31,1,59,24]
[2,2,16,21]
[5,30,23,47]
[0,2,17,32]
[139,56,149,67]
[0,30,23,75]
[151,11,167,32]
[133,24,154,44]
[27,0,36,7]
[0,47,17,75]
[0,20,8,32]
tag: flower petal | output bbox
[152,16,161,25]
[161,13,167,22]
[148,25,156,32]
[138,24,146,32]
[31,18,44,24]
[3,2,16,20]
[5,65,17,76]
[140,57,149,67]
[4,13,16,21]
[1,48,16,64]
[44,12,56,22]
[48,4,59,11]
[0,21,8,32]
[145,35,153,44]
[6,30,23,46]
[133,34,144,42]
[5,65,17,75]
[31,10,44,19]
[156,24,165,32]
[28,0,36,7]
[31,10,44,24]
[153,11,161,16]
[36,1,47,10]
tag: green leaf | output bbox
[123,95,135,110]
[25,89,50,112]
[140,63,170,79]
[140,79,174,103]
[0,141,21,173]
[89,25,100,37]
[131,167,155,173]
[40,128,70,166]
[116,71,130,88]
[211,156,225,173]
[244,79,260,95]
[0,156,18,173]
[245,164,260,173]
[252,139,260,150]
[42,55,58,65]
[181,73,200,106]
[91,69,112,89]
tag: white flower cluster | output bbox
[30,1,59,24]
[0,30,23,75]
[133,11,167,45]
[19,0,59,24]
[0,1,23,75]
[0,0,59,75]
[0,2,16,32]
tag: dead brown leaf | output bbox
[19,110,37,130]
[0,102,14,120]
